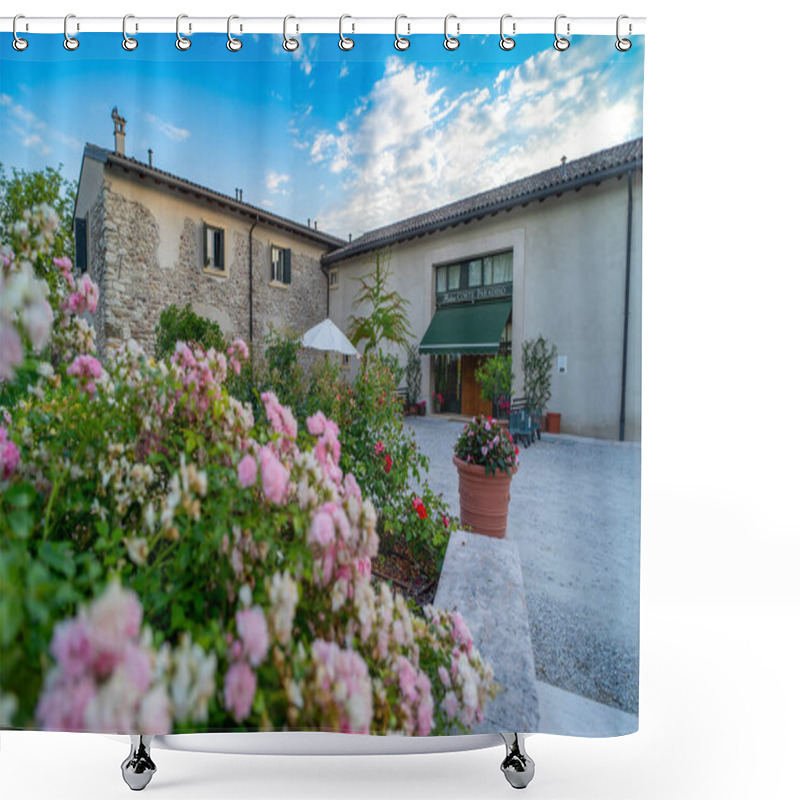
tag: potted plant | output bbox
[417,399,427,416]
[521,336,557,437]
[453,415,520,538]
[433,392,444,413]
[475,355,514,420]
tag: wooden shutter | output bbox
[217,230,225,269]
[284,248,291,284]
[203,224,208,267]
[74,218,88,273]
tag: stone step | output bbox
[534,680,638,736]
[434,529,540,733]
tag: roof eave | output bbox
[102,153,344,250]
[322,156,643,267]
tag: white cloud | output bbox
[1,95,81,155]
[144,112,190,142]
[265,172,290,194]
[311,42,642,238]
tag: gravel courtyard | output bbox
[405,416,640,715]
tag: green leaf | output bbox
[6,509,35,539]
[2,482,38,510]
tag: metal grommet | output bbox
[615,14,632,51]
[554,14,570,51]
[282,15,299,51]
[339,14,354,51]
[63,13,79,51]
[176,14,191,50]
[227,15,242,51]
[444,14,460,51]
[12,15,29,51]
[499,14,515,51]
[394,14,410,51]
[122,14,138,51]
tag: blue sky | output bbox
[1,33,644,240]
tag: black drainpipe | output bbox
[619,169,634,442]
[321,262,330,317]
[248,218,258,343]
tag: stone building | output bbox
[74,109,642,441]
[73,108,343,357]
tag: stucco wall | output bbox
[89,168,329,357]
[328,172,643,441]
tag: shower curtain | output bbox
[0,24,644,740]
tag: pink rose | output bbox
[258,446,289,505]
[235,606,269,667]
[237,454,257,488]
[224,661,256,723]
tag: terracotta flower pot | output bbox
[453,456,517,539]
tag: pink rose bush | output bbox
[0,211,496,735]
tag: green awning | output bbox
[419,300,511,355]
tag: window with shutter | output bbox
[74,218,88,273]
[203,224,225,272]
[270,246,292,285]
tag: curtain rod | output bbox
[0,16,645,36]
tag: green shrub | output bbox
[154,304,226,362]
[522,335,557,411]
[475,355,514,417]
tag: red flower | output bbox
[384,454,393,473]
[411,496,427,520]
[374,440,385,455]
[442,514,449,529]
[515,446,519,455]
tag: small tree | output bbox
[475,355,514,418]
[522,335,557,412]
[347,250,411,358]
[405,344,422,406]
[154,304,226,361]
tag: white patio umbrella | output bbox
[301,318,359,357]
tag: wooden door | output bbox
[461,356,493,417]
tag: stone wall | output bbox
[93,179,329,359]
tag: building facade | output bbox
[73,112,343,357]
[74,111,642,441]
[324,139,643,442]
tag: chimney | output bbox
[349,233,352,242]
[307,218,311,227]
[560,155,567,177]
[148,148,153,168]
[111,106,127,156]
[314,220,318,230]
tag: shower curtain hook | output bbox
[122,15,138,51]
[444,14,460,51]
[499,14,515,51]
[63,14,79,51]
[615,15,632,51]
[12,15,29,51]
[554,14,570,51]
[394,15,410,51]
[176,14,191,50]
[227,15,242,51]
[282,15,299,51]
[339,15,354,51]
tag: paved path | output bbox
[406,416,640,717]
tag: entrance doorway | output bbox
[461,355,493,418]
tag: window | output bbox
[74,217,88,273]
[447,264,460,290]
[203,224,225,272]
[270,245,292,285]
[329,268,339,289]
[436,251,513,294]
[468,259,482,287]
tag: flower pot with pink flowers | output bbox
[453,415,519,538]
